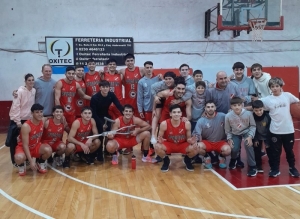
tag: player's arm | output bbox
[76,82,91,100]
[185,121,196,145]
[54,80,63,106]
[62,116,70,133]
[111,92,124,114]
[192,119,202,142]
[137,81,144,118]
[118,68,125,76]
[21,124,37,170]
[88,118,99,142]
[43,119,49,129]
[156,121,167,143]
[131,117,151,136]
[180,87,193,102]
[139,67,146,77]
[67,120,84,146]
[107,118,120,139]
[185,99,192,120]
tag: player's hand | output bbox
[228,139,234,148]
[30,160,38,171]
[139,113,145,119]
[187,136,197,145]
[254,141,259,147]
[157,136,166,144]
[181,117,188,122]
[131,128,139,136]
[12,90,18,98]
[228,74,235,81]
[154,96,161,104]
[107,131,114,139]
[86,139,92,147]
[251,96,259,102]
[245,137,253,147]
[17,123,22,128]
[157,74,163,80]
[80,143,90,154]
[103,123,108,131]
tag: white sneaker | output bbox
[112,152,119,165]
[142,156,157,163]
[54,156,63,166]
[37,162,47,174]
[18,163,26,176]
[150,136,157,144]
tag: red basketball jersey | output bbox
[160,95,186,122]
[18,120,44,149]
[85,72,100,96]
[42,118,64,143]
[115,116,136,139]
[60,79,77,116]
[74,79,86,116]
[124,67,141,109]
[103,72,123,100]
[163,119,187,144]
[74,118,92,143]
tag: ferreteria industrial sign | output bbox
[45,37,134,66]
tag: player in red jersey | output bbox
[14,104,52,176]
[106,104,156,165]
[63,107,100,168]
[85,58,101,105]
[154,104,198,172]
[119,54,145,117]
[74,65,86,117]
[55,66,91,128]
[41,105,69,166]
[100,59,124,120]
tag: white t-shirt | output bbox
[261,92,299,134]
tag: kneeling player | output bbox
[14,104,52,176]
[63,107,100,168]
[106,104,156,164]
[154,104,198,172]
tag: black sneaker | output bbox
[161,156,171,172]
[63,159,70,168]
[229,159,237,169]
[155,155,163,163]
[269,169,280,177]
[236,159,244,168]
[183,156,194,172]
[257,166,264,173]
[47,155,53,164]
[247,166,258,177]
[191,155,203,164]
[81,154,92,165]
[261,151,267,157]
[289,167,300,178]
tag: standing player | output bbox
[14,104,52,176]
[85,58,101,105]
[179,64,194,86]
[106,104,156,164]
[41,105,69,166]
[100,58,124,120]
[63,107,101,168]
[154,104,198,172]
[74,65,86,117]
[55,66,91,128]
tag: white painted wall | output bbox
[0,0,299,100]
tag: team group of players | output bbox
[10,53,300,178]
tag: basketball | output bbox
[290,103,300,119]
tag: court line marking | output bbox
[286,186,300,194]
[0,189,54,219]
[0,145,5,150]
[209,169,237,190]
[49,166,266,219]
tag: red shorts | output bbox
[143,112,153,125]
[42,140,64,151]
[67,139,88,153]
[114,136,138,149]
[163,141,190,154]
[15,143,42,158]
[201,140,227,153]
[109,103,123,120]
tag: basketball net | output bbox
[248,18,267,42]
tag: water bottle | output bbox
[131,155,136,169]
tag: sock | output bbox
[65,156,70,161]
[38,158,46,163]
[150,143,154,149]
[143,150,149,157]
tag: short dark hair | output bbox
[87,59,95,64]
[251,63,263,72]
[31,103,44,112]
[252,100,264,109]
[179,64,189,70]
[124,53,135,61]
[232,62,245,70]
[66,66,75,72]
[193,70,203,76]
[230,97,244,105]
[164,71,176,79]
[144,61,153,66]
[123,104,134,112]
[25,73,34,81]
[75,65,84,70]
[99,80,110,87]
[205,100,216,106]
[42,64,52,71]
[81,106,92,113]
[169,104,181,112]
[174,76,186,86]
[195,81,206,89]
[52,105,64,113]
[106,58,117,65]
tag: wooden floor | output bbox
[1,134,300,219]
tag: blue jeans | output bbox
[231,134,256,167]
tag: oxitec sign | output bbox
[45,36,134,66]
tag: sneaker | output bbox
[269,169,280,177]
[18,163,26,176]
[54,156,62,166]
[112,152,119,165]
[13,163,18,168]
[63,159,70,168]
[208,152,218,165]
[80,153,91,165]
[122,148,133,155]
[261,151,267,157]
[142,156,157,163]
[147,148,155,157]
[150,136,157,144]
[289,167,300,178]
[247,166,258,177]
[236,159,245,168]
[71,153,82,162]
[183,156,194,171]
[37,162,47,174]
[257,166,264,173]
[204,156,212,169]
[229,159,237,170]
[155,155,163,163]
[161,156,171,172]
[47,155,53,164]
[218,156,227,169]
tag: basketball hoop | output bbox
[248,18,267,42]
